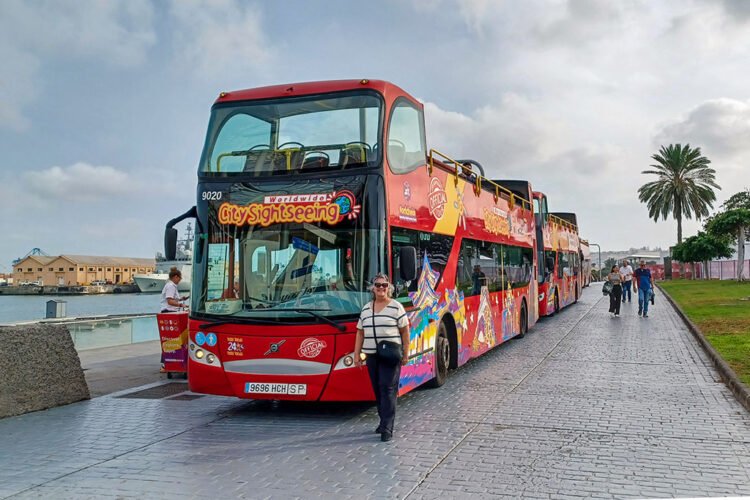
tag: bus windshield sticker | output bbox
[292,237,320,255]
[206,243,229,300]
[217,190,360,227]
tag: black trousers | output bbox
[366,355,401,434]
[609,284,622,314]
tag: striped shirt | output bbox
[356,299,409,354]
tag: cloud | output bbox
[0,0,156,131]
[422,94,567,178]
[654,98,750,158]
[169,0,273,77]
[24,163,132,203]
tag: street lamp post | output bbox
[589,243,602,281]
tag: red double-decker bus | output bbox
[533,192,582,316]
[166,80,542,401]
[580,239,592,288]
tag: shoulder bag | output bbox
[602,280,613,296]
[372,305,403,365]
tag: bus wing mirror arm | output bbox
[399,246,418,282]
[165,206,198,260]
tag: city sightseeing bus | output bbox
[166,79,539,401]
[580,239,592,288]
[532,192,581,316]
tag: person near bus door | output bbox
[607,265,623,317]
[353,273,410,442]
[160,267,189,371]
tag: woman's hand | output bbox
[354,351,363,368]
[401,354,409,366]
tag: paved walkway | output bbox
[79,341,164,397]
[1,286,749,499]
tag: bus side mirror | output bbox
[165,227,178,261]
[399,246,418,282]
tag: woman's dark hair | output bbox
[169,267,182,279]
[611,265,618,272]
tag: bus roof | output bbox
[214,79,416,105]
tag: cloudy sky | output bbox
[1,0,749,270]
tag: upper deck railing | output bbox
[548,214,578,233]
[427,149,532,211]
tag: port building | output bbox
[12,255,155,286]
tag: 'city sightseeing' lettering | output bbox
[218,201,341,227]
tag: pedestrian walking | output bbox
[620,259,634,303]
[633,260,654,317]
[353,273,410,442]
[607,265,623,317]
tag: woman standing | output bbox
[607,265,623,317]
[353,273,410,442]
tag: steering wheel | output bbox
[248,144,271,151]
[388,139,405,149]
[278,141,304,150]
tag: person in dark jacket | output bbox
[607,265,622,317]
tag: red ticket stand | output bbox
[157,311,189,378]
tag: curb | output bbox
[657,283,750,414]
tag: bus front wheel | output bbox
[427,322,449,388]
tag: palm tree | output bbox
[638,144,720,244]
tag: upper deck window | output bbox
[387,98,427,174]
[201,92,382,175]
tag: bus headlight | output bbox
[538,293,545,301]
[334,353,358,370]
[188,342,222,367]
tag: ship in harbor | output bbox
[133,224,193,293]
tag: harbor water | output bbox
[0,294,161,324]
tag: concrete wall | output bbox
[0,324,90,418]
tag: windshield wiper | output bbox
[245,307,346,332]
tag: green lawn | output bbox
[660,279,750,385]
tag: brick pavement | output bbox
[1,286,749,499]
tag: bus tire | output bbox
[427,322,450,388]
[554,292,560,314]
[516,300,528,339]
[575,286,579,303]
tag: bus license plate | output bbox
[245,382,307,396]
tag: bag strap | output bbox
[371,302,379,344]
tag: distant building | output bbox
[12,255,155,286]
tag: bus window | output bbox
[210,113,272,173]
[391,228,452,298]
[387,98,426,174]
[560,252,570,278]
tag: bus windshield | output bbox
[201,92,382,175]
[195,221,384,321]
